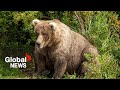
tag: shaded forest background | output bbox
[0,11,120,79]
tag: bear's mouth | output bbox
[36,42,41,48]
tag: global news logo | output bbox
[5,53,32,68]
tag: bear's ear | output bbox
[32,19,40,26]
[49,22,56,30]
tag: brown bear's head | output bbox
[32,19,60,49]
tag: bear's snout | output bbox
[36,42,41,48]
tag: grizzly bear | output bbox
[32,19,99,79]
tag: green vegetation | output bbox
[0,11,120,79]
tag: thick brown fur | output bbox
[32,19,99,79]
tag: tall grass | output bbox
[82,11,120,79]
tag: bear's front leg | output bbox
[52,59,67,79]
[34,50,46,78]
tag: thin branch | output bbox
[74,11,85,35]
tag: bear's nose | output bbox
[36,42,41,48]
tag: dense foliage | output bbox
[0,11,120,79]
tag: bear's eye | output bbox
[42,32,47,36]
